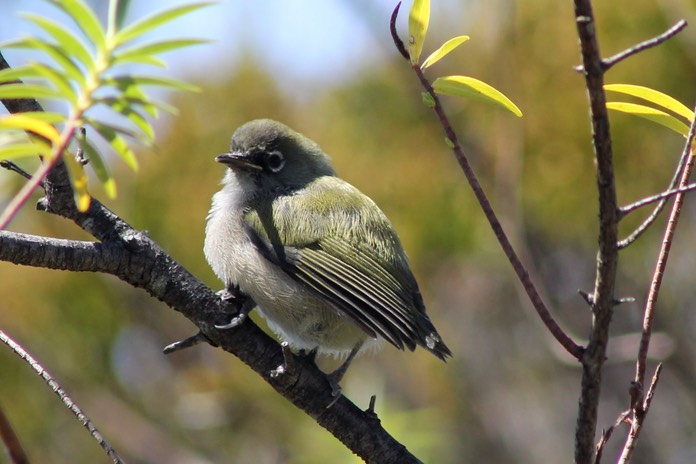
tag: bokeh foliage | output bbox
[2,0,696,463]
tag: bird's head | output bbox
[216,119,336,194]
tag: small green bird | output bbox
[204,119,451,397]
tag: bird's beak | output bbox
[215,152,263,171]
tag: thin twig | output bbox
[573,20,688,74]
[390,4,584,361]
[0,160,34,181]
[602,20,687,71]
[619,364,664,463]
[642,363,663,413]
[0,330,125,464]
[618,182,696,219]
[390,2,409,60]
[617,107,696,464]
[635,107,696,388]
[618,145,693,249]
[594,410,630,464]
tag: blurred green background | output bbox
[2,0,696,463]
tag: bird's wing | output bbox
[242,179,427,352]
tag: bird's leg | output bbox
[297,346,318,364]
[270,342,296,378]
[326,343,362,408]
[215,288,255,330]
[215,283,242,302]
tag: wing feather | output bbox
[242,176,447,355]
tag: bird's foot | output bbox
[326,374,343,408]
[215,292,254,330]
[324,344,361,408]
[270,342,297,378]
[216,285,242,302]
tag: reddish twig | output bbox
[614,107,696,464]
[635,110,696,388]
[390,3,584,361]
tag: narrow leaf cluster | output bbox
[0,0,211,224]
[606,84,694,137]
[407,0,522,117]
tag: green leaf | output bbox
[433,75,523,117]
[13,111,67,125]
[115,0,131,30]
[607,102,690,136]
[605,84,694,122]
[0,83,62,101]
[111,54,167,68]
[408,0,430,65]
[0,142,52,159]
[90,121,139,171]
[1,37,87,86]
[79,136,117,198]
[0,65,41,83]
[98,76,159,117]
[93,95,177,118]
[105,74,200,93]
[112,38,209,65]
[33,43,86,88]
[114,2,215,47]
[422,91,436,107]
[31,64,77,105]
[122,108,154,140]
[85,109,153,142]
[47,0,106,53]
[0,114,61,142]
[20,14,94,72]
[421,35,470,69]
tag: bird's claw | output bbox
[216,287,238,302]
[215,313,247,330]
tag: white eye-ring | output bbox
[266,151,286,173]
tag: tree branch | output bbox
[572,1,619,463]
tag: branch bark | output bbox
[572,1,619,463]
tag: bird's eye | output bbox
[265,151,286,173]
